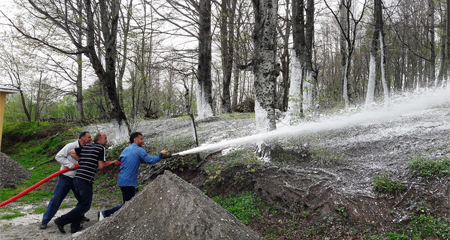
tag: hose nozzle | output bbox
[162,151,173,159]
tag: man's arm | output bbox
[98,160,118,170]
[141,149,169,164]
[68,149,80,161]
[55,142,77,169]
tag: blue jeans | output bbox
[56,178,92,231]
[103,186,136,217]
[42,175,74,224]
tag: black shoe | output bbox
[82,216,90,222]
[39,223,47,229]
[71,225,83,233]
[54,219,66,234]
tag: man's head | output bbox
[79,131,92,146]
[130,132,144,147]
[94,133,108,146]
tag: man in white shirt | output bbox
[39,131,92,229]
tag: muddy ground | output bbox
[1,99,450,239]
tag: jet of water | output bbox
[173,88,450,156]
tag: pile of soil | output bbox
[75,171,264,240]
[0,152,31,188]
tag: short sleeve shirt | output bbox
[74,143,106,183]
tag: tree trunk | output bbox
[279,0,291,112]
[429,0,436,87]
[117,0,133,108]
[76,0,85,121]
[303,0,315,113]
[380,31,389,107]
[340,0,349,108]
[76,52,85,121]
[288,51,303,117]
[232,63,240,109]
[252,0,278,160]
[19,90,31,122]
[197,0,214,119]
[34,72,42,121]
[365,0,385,110]
[447,0,450,87]
[220,0,236,113]
[289,0,306,118]
[437,11,447,87]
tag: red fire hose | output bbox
[0,161,121,208]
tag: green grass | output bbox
[366,213,450,240]
[33,207,47,214]
[212,191,261,225]
[373,173,406,193]
[408,156,450,178]
[0,212,25,220]
[0,122,79,205]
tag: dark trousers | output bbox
[42,175,74,224]
[103,186,136,217]
[56,178,92,231]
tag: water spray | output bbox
[173,88,450,156]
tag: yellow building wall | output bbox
[0,93,6,151]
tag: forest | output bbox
[0,0,445,132]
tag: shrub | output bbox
[373,173,406,193]
[408,156,450,178]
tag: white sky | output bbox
[0,0,17,29]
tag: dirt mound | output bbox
[74,171,264,240]
[0,152,32,188]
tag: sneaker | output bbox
[39,223,47,229]
[98,211,105,221]
[54,218,66,234]
[82,216,90,222]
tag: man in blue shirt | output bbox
[98,132,168,220]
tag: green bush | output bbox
[408,156,450,178]
[212,191,261,225]
[408,213,450,239]
[373,173,406,193]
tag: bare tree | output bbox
[277,0,291,112]
[325,0,367,109]
[232,0,253,110]
[218,0,237,113]
[151,0,214,119]
[2,0,129,131]
[0,35,33,121]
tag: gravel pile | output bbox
[74,171,264,240]
[0,152,32,188]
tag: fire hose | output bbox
[0,152,174,208]
[0,161,121,208]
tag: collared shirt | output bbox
[117,143,162,187]
[74,143,106,183]
[55,140,80,178]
